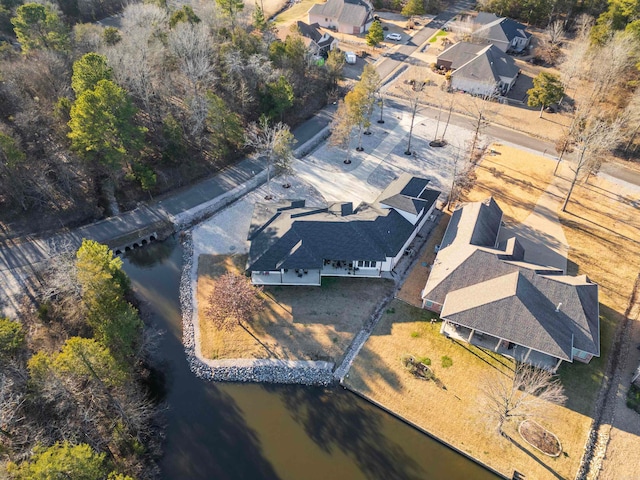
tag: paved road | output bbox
[376,0,475,82]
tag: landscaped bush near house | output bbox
[441,355,453,368]
[627,384,640,413]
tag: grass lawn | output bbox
[345,299,592,479]
[273,0,317,25]
[463,143,556,224]
[346,146,640,479]
[428,29,448,42]
[197,254,395,363]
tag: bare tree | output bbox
[206,273,264,330]
[168,22,216,98]
[481,363,566,436]
[561,113,624,211]
[329,98,356,164]
[464,90,495,163]
[447,147,476,210]
[621,89,640,157]
[245,117,296,198]
[402,74,428,155]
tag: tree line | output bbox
[0,0,341,236]
[1,239,163,479]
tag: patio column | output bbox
[523,347,532,363]
[440,320,447,334]
[468,329,475,342]
[553,358,563,373]
[494,337,503,352]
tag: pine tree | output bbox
[527,72,564,118]
[366,20,384,48]
[71,53,113,96]
[11,2,70,54]
[68,79,146,171]
[402,0,425,16]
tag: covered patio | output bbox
[441,321,561,371]
[251,269,321,286]
[321,259,381,278]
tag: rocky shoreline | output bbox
[178,231,335,386]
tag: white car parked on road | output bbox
[386,33,402,41]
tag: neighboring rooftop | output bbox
[439,43,520,85]
[473,12,532,51]
[247,175,440,273]
[308,0,373,27]
[423,198,600,361]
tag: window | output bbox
[357,260,376,268]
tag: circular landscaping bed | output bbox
[518,420,562,457]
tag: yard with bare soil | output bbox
[346,144,640,479]
[197,254,395,364]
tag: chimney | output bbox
[555,302,562,312]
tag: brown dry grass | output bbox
[346,146,640,479]
[197,254,395,363]
[345,300,591,479]
[464,144,556,224]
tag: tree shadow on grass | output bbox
[502,432,564,480]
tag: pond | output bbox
[122,236,499,480]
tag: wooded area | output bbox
[0,0,336,237]
[1,240,162,479]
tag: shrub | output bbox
[0,317,25,358]
[441,355,453,368]
[627,384,640,413]
[410,331,421,338]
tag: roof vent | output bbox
[555,302,563,312]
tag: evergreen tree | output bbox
[206,92,244,157]
[402,0,425,16]
[262,75,294,120]
[366,20,384,48]
[6,442,110,480]
[527,72,564,118]
[169,5,201,28]
[253,1,267,31]
[216,0,244,27]
[75,240,142,361]
[0,317,24,359]
[11,3,70,54]
[68,79,146,171]
[71,52,113,96]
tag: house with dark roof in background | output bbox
[437,42,520,96]
[295,21,338,56]
[422,198,600,371]
[308,0,374,35]
[471,12,532,53]
[246,174,440,286]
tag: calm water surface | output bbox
[122,238,499,480]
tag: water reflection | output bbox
[122,239,499,480]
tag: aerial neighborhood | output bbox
[0,0,639,478]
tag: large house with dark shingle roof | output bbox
[472,12,532,53]
[308,0,374,35]
[247,174,439,286]
[295,21,338,56]
[422,198,599,371]
[437,42,520,96]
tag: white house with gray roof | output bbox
[422,198,599,371]
[472,12,532,53]
[247,174,439,286]
[308,0,374,35]
[437,42,520,96]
